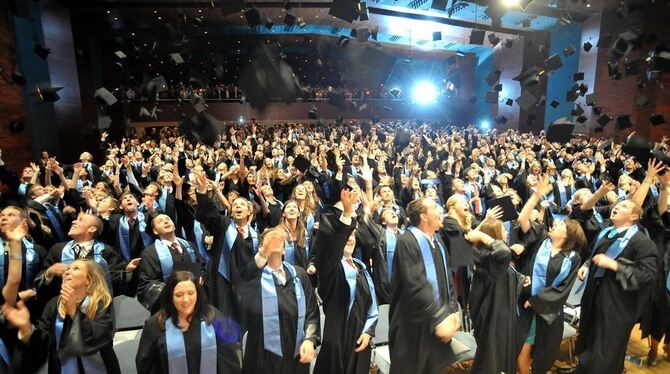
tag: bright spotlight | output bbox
[480,121,490,130]
[412,82,438,105]
[238,116,244,124]
[502,0,521,7]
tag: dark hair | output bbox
[563,219,587,253]
[280,200,307,248]
[406,197,430,227]
[157,271,214,330]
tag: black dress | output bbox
[237,261,320,374]
[469,240,525,374]
[11,297,120,374]
[135,308,241,374]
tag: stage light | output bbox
[412,82,438,105]
[480,121,490,130]
[502,0,520,7]
[239,116,244,123]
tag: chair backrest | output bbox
[113,295,150,331]
[372,304,390,346]
[565,279,584,308]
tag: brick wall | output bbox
[0,6,32,173]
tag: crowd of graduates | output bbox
[0,119,668,374]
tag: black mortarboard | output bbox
[190,94,206,113]
[294,155,311,173]
[170,53,184,65]
[221,0,245,16]
[622,135,652,165]
[578,83,588,95]
[583,41,593,52]
[432,31,442,41]
[513,66,542,87]
[485,70,501,86]
[616,115,633,129]
[624,59,641,76]
[636,95,649,107]
[594,126,604,133]
[180,112,222,147]
[576,115,588,124]
[8,119,24,134]
[486,196,518,222]
[607,61,621,79]
[94,87,118,107]
[504,38,514,48]
[494,83,503,92]
[283,12,296,26]
[650,113,666,126]
[469,30,486,45]
[505,98,513,106]
[308,106,318,119]
[329,0,359,23]
[571,104,584,116]
[389,88,401,98]
[592,106,602,115]
[550,99,560,108]
[488,33,501,46]
[141,75,168,100]
[485,91,499,104]
[494,115,508,125]
[573,72,584,81]
[430,0,448,11]
[244,7,261,27]
[515,90,538,111]
[585,93,597,106]
[544,54,563,72]
[33,85,63,103]
[651,149,670,173]
[546,121,575,143]
[565,89,578,102]
[596,114,612,126]
[33,43,51,59]
[563,45,575,57]
[328,92,345,107]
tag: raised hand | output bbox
[484,206,504,222]
[194,171,208,193]
[645,158,665,182]
[4,219,28,243]
[299,340,316,363]
[340,189,356,216]
[2,301,32,337]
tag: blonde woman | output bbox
[4,259,120,373]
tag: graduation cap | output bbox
[594,126,604,133]
[94,87,118,107]
[308,106,318,119]
[622,135,652,165]
[430,0,448,11]
[294,155,311,173]
[329,0,359,23]
[616,114,633,129]
[513,66,542,87]
[283,12,296,26]
[504,38,514,48]
[494,115,508,125]
[432,31,442,41]
[607,61,621,79]
[485,70,501,86]
[651,149,670,173]
[550,99,560,108]
[592,106,603,115]
[389,88,401,99]
[469,30,486,45]
[636,95,649,107]
[190,94,207,113]
[488,33,501,46]
[141,75,168,100]
[33,85,63,103]
[485,91,499,104]
[221,0,246,16]
[180,112,222,147]
[577,83,588,95]
[170,53,184,65]
[596,114,612,126]
[576,115,588,124]
[12,68,26,86]
[583,41,593,52]
[543,54,563,73]
[650,113,666,126]
[573,72,584,81]
[624,59,641,76]
[563,45,576,57]
[565,89,578,102]
[571,104,584,116]
[515,90,538,111]
[505,98,513,106]
[8,119,24,134]
[494,83,503,92]
[114,51,127,59]
[486,196,518,222]
[546,120,576,143]
[585,93,597,106]
[610,31,638,58]
[33,43,51,59]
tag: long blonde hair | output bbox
[58,260,113,320]
[446,194,472,230]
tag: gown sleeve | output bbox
[59,301,116,358]
[314,212,356,280]
[614,235,658,291]
[529,253,580,325]
[135,316,162,374]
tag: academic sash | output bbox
[155,238,197,281]
[342,257,379,335]
[531,239,575,296]
[260,262,305,357]
[0,237,40,288]
[55,301,106,374]
[408,226,450,303]
[591,225,639,278]
[385,228,400,282]
[118,213,153,261]
[217,222,258,281]
[165,319,217,374]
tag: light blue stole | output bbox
[531,239,575,296]
[55,299,106,374]
[165,319,217,374]
[118,212,153,261]
[384,228,402,282]
[408,226,450,303]
[261,262,305,357]
[0,237,40,288]
[218,222,258,281]
[155,238,197,280]
[342,257,379,335]
[591,225,638,278]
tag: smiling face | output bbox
[282,201,301,220]
[293,185,307,200]
[62,260,90,291]
[152,214,176,237]
[173,280,197,318]
[422,198,445,232]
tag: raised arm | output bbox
[579,180,615,211]
[631,159,665,208]
[518,175,552,233]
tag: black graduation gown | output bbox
[135,309,241,374]
[11,297,120,374]
[314,213,376,374]
[516,224,580,374]
[568,204,612,261]
[388,229,459,374]
[468,240,524,374]
[639,208,670,341]
[575,227,657,373]
[0,240,48,314]
[103,213,155,261]
[35,241,130,299]
[237,262,320,374]
[195,192,257,326]
[173,199,213,262]
[440,216,477,306]
[136,240,207,313]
